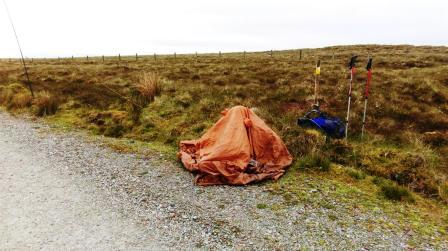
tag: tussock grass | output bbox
[0,84,25,105]
[373,173,415,202]
[347,168,366,180]
[32,91,58,116]
[297,154,331,171]
[11,92,33,109]
[135,72,161,102]
[439,185,448,203]
[128,72,163,122]
[0,83,33,110]
[380,182,415,202]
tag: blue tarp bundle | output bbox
[298,109,345,138]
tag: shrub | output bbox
[0,89,14,106]
[347,169,366,180]
[439,184,448,203]
[328,139,353,165]
[104,124,125,138]
[192,123,207,134]
[128,72,163,122]
[372,176,386,185]
[298,154,331,171]
[380,182,415,202]
[135,72,162,103]
[6,83,27,93]
[0,86,8,105]
[174,92,193,108]
[285,129,326,157]
[198,97,219,114]
[0,83,29,107]
[11,92,33,109]
[32,91,58,116]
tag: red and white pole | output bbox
[345,55,357,139]
[361,57,373,139]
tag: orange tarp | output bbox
[178,106,293,185]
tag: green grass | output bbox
[380,182,415,202]
[346,168,367,180]
[297,154,331,171]
[256,203,268,209]
[266,163,448,246]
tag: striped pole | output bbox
[361,57,373,139]
[345,55,358,139]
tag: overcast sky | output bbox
[1,0,447,58]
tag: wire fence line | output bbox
[2,49,316,63]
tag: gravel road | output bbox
[0,111,444,250]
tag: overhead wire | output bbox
[3,0,34,97]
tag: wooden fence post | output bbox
[270,50,273,57]
[219,51,221,57]
[244,51,246,60]
[299,50,302,60]
[72,55,74,61]
[118,54,121,61]
[136,53,138,61]
[154,53,156,61]
[86,55,89,61]
[174,52,176,60]
[195,52,198,58]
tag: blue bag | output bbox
[298,109,346,139]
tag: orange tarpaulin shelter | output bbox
[178,106,293,185]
